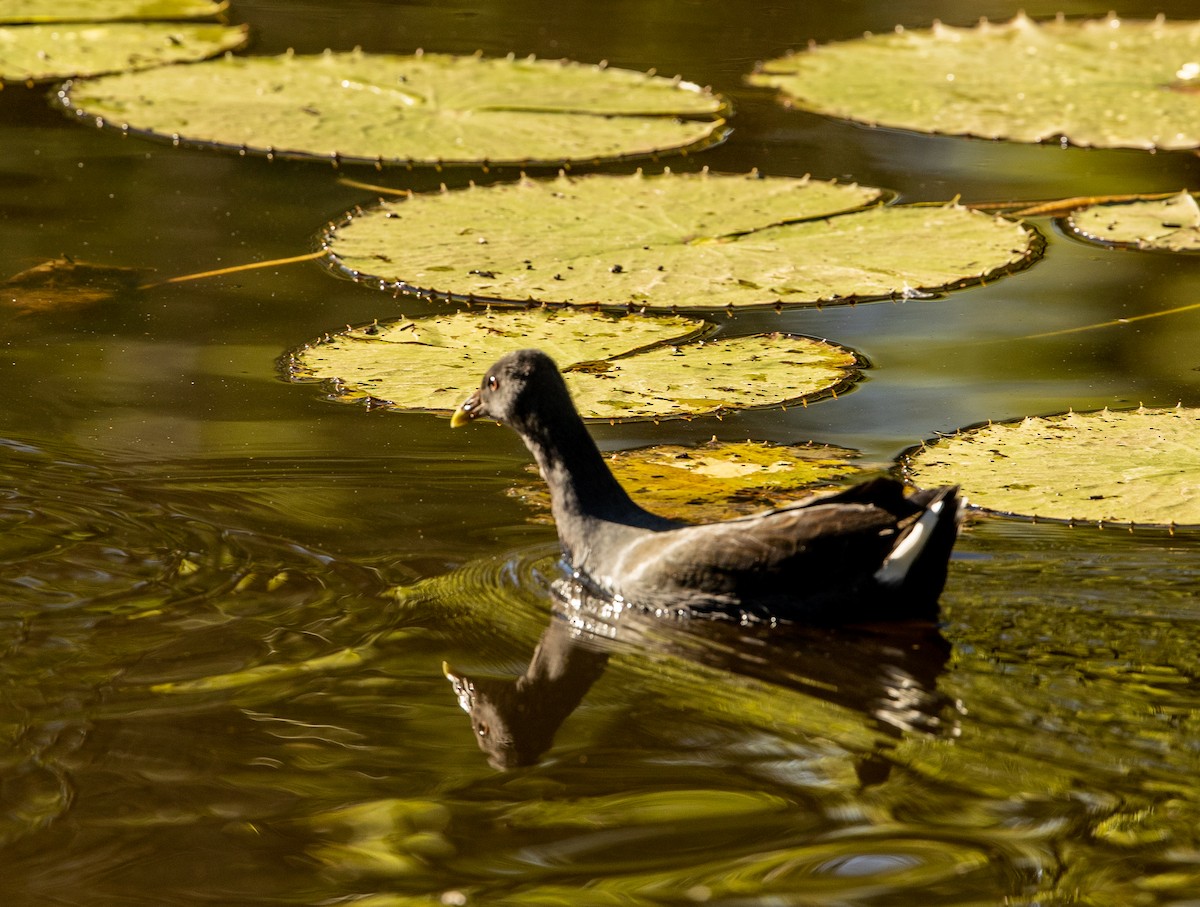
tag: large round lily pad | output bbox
[60,51,728,166]
[514,439,872,523]
[0,21,246,83]
[324,171,1039,309]
[749,14,1200,150]
[1065,191,1200,252]
[906,407,1200,527]
[1,1,228,23]
[286,308,862,420]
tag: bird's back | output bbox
[574,479,960,623]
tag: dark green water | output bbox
[4,1,1200,904]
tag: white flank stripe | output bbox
[874,499,944,586]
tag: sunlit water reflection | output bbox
[3,436,1200,904]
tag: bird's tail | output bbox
[873,486,963,618]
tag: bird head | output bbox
[450,348,566,431]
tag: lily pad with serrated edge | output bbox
[324,170,1039,310]
[513,439,875,523]
[1065,191,1200,252]
[60,50,728,167]
[905,407,1200,528]
[285,307,862,421]
[0,22,247,83]
[0,0,228,23]
[748,13,1200,151]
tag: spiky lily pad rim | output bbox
[279,314,870,423]
[748,12,1200,152]
[901,406,1200,533]
[56,52,733,169]
[320,177,1045,311]
[277,310,722,414]
[1059,192,1200,255]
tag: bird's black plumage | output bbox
[452,349,962,622]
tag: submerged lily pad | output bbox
[906,407,1200,526]
[60,51,727,166]
[514,439,872,522]
[287,308,861,420]
[2,257,148,314]
[324,171,1038,309]
[0,1,228,23]
[0,21,247,83]
[1065,191,1200,252]
[749,14,1200,150]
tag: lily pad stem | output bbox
[138,250,325,290]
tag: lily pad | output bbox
[324,171,1038,309]
[2,257,148,314]
[905,407,1200,527]
[514,439,872,523]
[1,1,228,23]
[0,21,247,83]
[286,308,861,420]
[748,13,1200,150]
[1065,191,1200,252]
[60,51,728,166]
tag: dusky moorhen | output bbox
[452,349,961,622]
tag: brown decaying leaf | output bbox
[510,438,875,524]
[2,257,148,314]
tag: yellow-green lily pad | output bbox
[749,14,1200,150]
[513,438,872,522]
[286,308,861,420]
[60,51,728,166]
[1065,191,1200,252]
[905,407,1200,527]
[324,171,1038,309]
[1,21,246,83]
[1,0,228,23]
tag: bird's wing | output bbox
[611,502,903,605]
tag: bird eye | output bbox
[476,721,489,738]
[487,375,499,390]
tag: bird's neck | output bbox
[515,408,669,558]
[523,411,636,520]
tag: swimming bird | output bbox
[451,349,962,623]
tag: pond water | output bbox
[3,0,1200,904]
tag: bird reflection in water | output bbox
[444,576,956,773]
